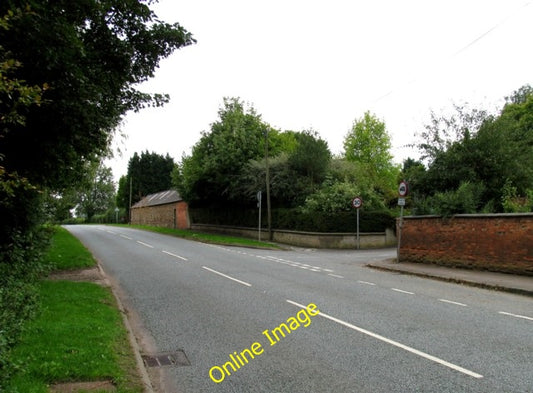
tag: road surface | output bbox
[66,225,533,392]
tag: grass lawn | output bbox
[113,224,282,249]
[6,227,143,393]
[43,226,96,270]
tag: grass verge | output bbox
[43,226,96,270]
[6,227,143,393]
[112,224,282,249]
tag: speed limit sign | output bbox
[398,181,408,197]
[352,197,363,209]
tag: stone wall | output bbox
[191,224,397,249]
[399,213,533,275]
[131,201,190,229]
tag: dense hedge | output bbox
[189,207,395,233]
[0,227,51,388]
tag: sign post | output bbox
[352,197,363,249]
[257,191,262,241]
[397,181,408,263]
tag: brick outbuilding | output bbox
[131,190,189,229]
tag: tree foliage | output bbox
[235,130,331,207]
[410,85,533,214]
[343,111,399,194]
[0,3,193,384]
[75,161,115,221]
[0,0,195,190]
[344,112,393,170]
[176,97,268,205]
[301,158,388,214]
[116,151,174,212]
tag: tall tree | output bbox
[0,0,194,190]
[177,97,268,205]
[117,151,175,213]
[0,4,193,384]
[236,130,331,207]
[289,130,331,185]
[344,112,393,169]
[343,111,399,196]
[414,85,533,213]
[76,161,115,221]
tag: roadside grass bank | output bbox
[6,226,143,393]
[112,223,282,249]
[43,226,96,270]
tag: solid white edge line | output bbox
[439,299,468,307]
[202,266,252,287]
[391,288,415,295]
[162,250,188,261]
[286,300,483,379]
[358,280,376,286]
[136,241,154,248]
[499,311,533,321]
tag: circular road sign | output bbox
[398,181,408,197]
[352,197,363,209]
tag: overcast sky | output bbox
[107,0,533,179]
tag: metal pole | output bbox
[265,128,272,241]
[397,205,404,263]
[258,192,262,241]
[356,208,360,250]
[128,176,132,224]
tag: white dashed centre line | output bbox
[498,311,533,321]
[202,266,251,287]
[162,250,188,261]
[328,273,344,279]
[136,241,154,248]
[286,300,483,379]
[120,234,132,240]
[391,288,415,295]
[358,280,376,286]
[439,299,467,307]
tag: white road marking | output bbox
[392,288,415,295]
[328,273,344,279]
[120,235,132,240]
[162,250,188,261]
[358,280,376,286]
[286,300,483,379]
[106,230,117,234]
[136,241,154,248]
[439,299,467,307]
[202,266,251,287]
[498,311,533,321]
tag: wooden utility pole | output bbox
[265,127,272,241]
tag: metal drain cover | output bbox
[142,350,191,368]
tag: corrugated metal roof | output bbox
[132,190,182,208]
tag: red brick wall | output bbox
[131,201,190,229]
[399,214,533,275]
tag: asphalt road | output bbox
[66,225,533,393]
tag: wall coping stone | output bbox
[401,213,533,220]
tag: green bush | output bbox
[418,181,486,217]
[0,227,52,388]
